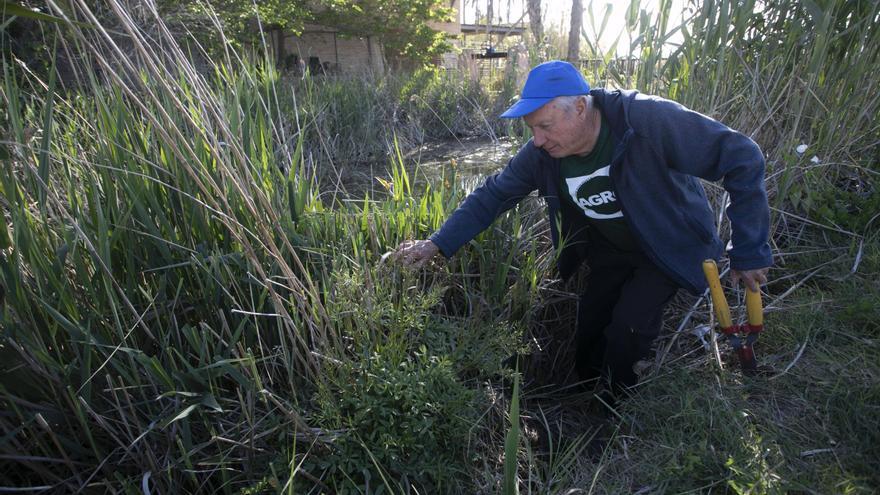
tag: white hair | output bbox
[553,95,590,113]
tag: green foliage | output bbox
[503,370,521,495]
[840,298,880,330]
[677,1,879,231]
[420,318,526,379]
[809,180,880,234]
[157,0,312,45]
[2,0,879,492]
[156,0,452,64]
[397,67,504,138]
[268,69,506,168]
[317,0,453,63]
[310,262,528,491]
[325,267,445,356]
[0,1,87,26]
[312,350,476,493]
[832,283,880,334]
[582,1,879,239]
[0,34,533,489]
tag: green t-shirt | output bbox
[559,116,641,252]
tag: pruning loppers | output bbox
[702,259,764,373]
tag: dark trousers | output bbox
[575,244,680,391]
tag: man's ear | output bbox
[576,96,588,119]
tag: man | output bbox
[395,60,771,391]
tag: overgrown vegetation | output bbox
[1,0,878,493]
[0,7,534,489]
[588,247,880,493]
[4,0,453,64]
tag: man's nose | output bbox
[532,130,546,147]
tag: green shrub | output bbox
[812,184,880,235]
[311,349,476,493]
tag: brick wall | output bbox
[283,26,384,74]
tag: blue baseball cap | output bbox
[500,60,591,118]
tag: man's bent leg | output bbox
[601,257,679,389]
[575,257,631,383]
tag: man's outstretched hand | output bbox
[391,239,440,268]
[730,267,769,292]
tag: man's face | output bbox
[523,97,591,158]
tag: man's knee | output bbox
[608,305,663,340]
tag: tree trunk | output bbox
[567,0,582,63]
[526,0,544,47]
[486,0,493,42]
[275,28,286,67]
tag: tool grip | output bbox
[746,288,764,332]
[702,259,733,330]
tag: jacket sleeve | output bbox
[632,96,772,271]
[429,142,542,257]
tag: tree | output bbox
[158,0,313,44]
[567,0,582,63]
[315,0,453,64]
[526,0,544,49]
[159,0,452,65]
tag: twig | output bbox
[770,206,858,237]
[765,265,825,311]
[34,413,83,489]
[832,238,864,281]
[260,390,333,442]
[656,291,710,367]
[0,486,57,493]
[770,339,809,380]
[710,323,725,371]
[801,448,834,457]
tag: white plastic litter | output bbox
[691,324,712,351]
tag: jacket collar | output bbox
[589,88,639,141]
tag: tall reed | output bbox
[617,0,879,236]
[0,1,545,491]
[2,0,878,492]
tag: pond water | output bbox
[332,137,522,199]
[405,136,520,181]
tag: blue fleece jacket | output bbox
[429,89,772,294]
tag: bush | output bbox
[311,349,476,493]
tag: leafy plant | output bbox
[503,369,521,495]
[312,349,476,493]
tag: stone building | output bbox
[276,0,464,74]
[275,0,522,74]
[279,24,386,74]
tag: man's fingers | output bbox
[395,240,415,252]
[745,277,759,293]
[390,240,438,268]
[730,268,770,293]
[727,268,768,298]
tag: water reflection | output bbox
[407,137,519,182]
[331,137,520,200]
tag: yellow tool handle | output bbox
[746,288,763,328]
[702,259,733,329]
